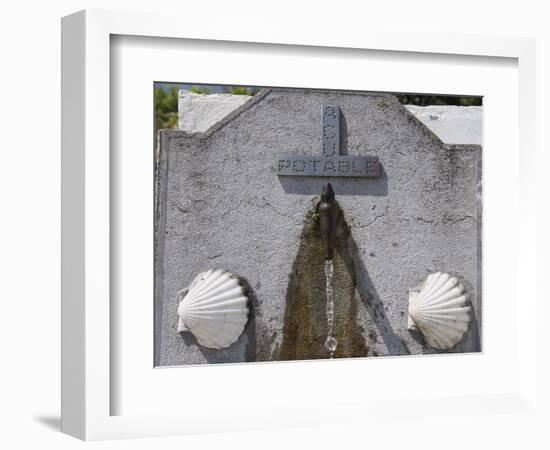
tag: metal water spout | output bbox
[318,182,338,260]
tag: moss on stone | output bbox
[276,203,368,360]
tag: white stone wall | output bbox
[178,90,251,133]
[179,91,483,146]
[405,105,482,145]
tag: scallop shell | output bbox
[177,270,249,350]
[407,272,471,349]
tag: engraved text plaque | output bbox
[277,105,380,178]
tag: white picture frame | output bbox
[61,9,538,441]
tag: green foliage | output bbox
[189,85,210,94]
[154,86,179,133]
[154,84,260,134]
[396,94,481,106]
[154,84,481,137]
[225,86,260,96]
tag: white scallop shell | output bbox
[407,272,471,349]
[177,270,249,350]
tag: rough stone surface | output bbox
[156,88,482,366]
[405,105,482,145]
[179,92,483,146]
[178,90,250,133]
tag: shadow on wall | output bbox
[336,211,411,357]
[177,205,479,363]
[275,200,412,360]
[276,203,368,360]
[276,201,479,359]
[342,223,480,355]
[278,165,388,196]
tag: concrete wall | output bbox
[156,88,482,366]
[405,105,482,145]
[178,90,250,133]
[179,91,483,146]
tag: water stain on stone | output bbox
[276,202,368,360]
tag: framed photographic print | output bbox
[153,83,482,367]
[62,9,538,441]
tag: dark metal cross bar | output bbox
[277,105,380,178]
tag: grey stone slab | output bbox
[405,105,483,145]
[156,88,482,366]
[178,90,250,133]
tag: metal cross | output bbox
[277,105,380,178]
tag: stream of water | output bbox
[324,259,337,358]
